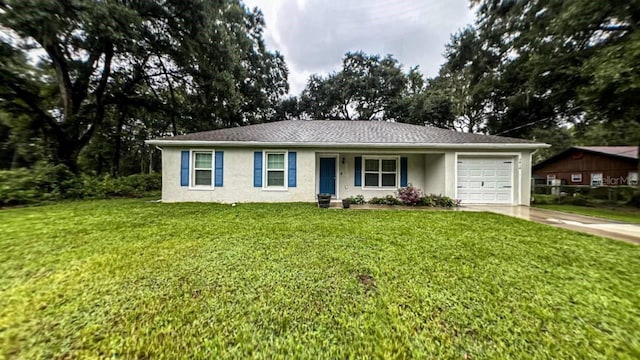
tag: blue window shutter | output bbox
[214,151,224,187]
[180,150,189,186]
[288,151,297,187]
[400,157,408,187]
[354,156,362,187]
[254,151,263,187]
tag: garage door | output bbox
[457,157,514,204]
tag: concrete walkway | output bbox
[464,205,640,244]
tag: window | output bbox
[571,173,582,182]
[546,174,556,185]
[629,172,638,186]
[193,151,214,187]
[590,173,603,187]
[266,152,286,187]
[363,157,397,188]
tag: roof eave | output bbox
[145,139,549,150]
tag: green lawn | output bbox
[1,200,639,359]
[536,204,640,224]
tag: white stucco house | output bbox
[146,120,548,205]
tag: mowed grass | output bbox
[0,200,639,359]
[536,204,640,224]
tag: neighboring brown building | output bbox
[533,146,638,187]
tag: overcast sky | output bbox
[243,0,475,95]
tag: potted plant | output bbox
[342,198,351,209]
[317,193,332,208]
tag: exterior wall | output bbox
[161,147,317,203]
[335,153,431,200]
[533,149,637,186]
[520,151,533,205]
[423,154,446,195]
[160,146,534,205]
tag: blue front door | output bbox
[319,157,336,195]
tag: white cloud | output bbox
[243,0,474,95]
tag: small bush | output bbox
[396,186,423,206]
[418,194,460,208]
[418,195,435,207]
[531,194,557,205]
[349,194,366,205]
[0,164,162,207]
[368,195,403,206]
[558,195,590,206]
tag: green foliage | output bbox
[0,0,288,171]
[299,52,408,120]
[534,186,636,203]
[573,119,640,147]
[297,52,457,126]
[530,127,573,164]
[428,0,640,165]
[0,165,161,206]
[531,194,558,205]
[367,195,403,205]
[348,194,366,205]
[0,200,638,358]
[418,194,460,208]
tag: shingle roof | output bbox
[150,120,540,145]
[575,146,638,160]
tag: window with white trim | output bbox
[546,174,556,185]
[590,173,603,187]
[364,157,398,188]
[265,152,286,187]
[192,151,214,187]
[571,173,582,182]
[629,171,638,186]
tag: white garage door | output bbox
[457,157,514,204]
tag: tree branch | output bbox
[71,44,104,114]
[2,80,64,141]
[79,41,113,147]
[41,39,74,118]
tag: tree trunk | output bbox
[112,107,126,177]
[55,140,81,173]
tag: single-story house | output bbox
[146,120,548,205]
[533,146,639,187]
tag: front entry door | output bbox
[319,157,336,196]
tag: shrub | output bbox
[531,194,557,205]
[349,194,366,205]
[0,164,162,207]
[418,194,460,208]
[558,195,590,206]
[368,195,403,205]
[418,195,435,207]
[396,186,423,206]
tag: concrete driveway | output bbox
[464,205,640,244]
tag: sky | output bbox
[242,0,476,95]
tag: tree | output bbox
[270,96,301,122]
[433,27,497,133]
[390,69,456,128]
[0,0,288,172]
[298,52,407,120]
[471,0,640,197]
